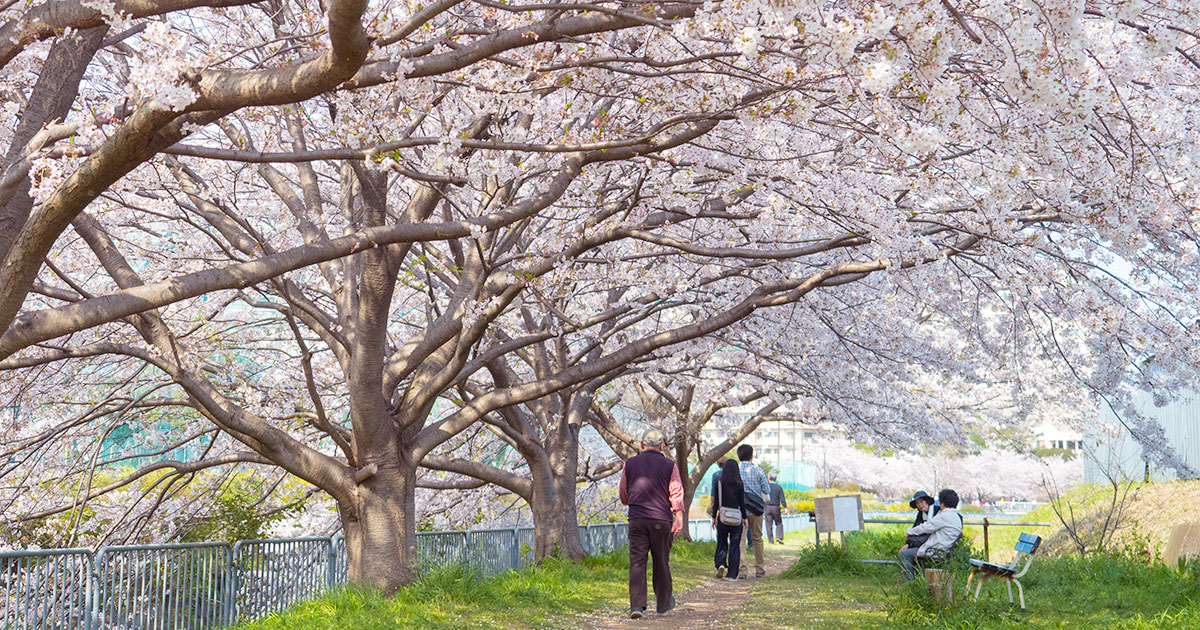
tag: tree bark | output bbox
[341,460,419,592]
[673,440,696,541]
[527,437,587,559]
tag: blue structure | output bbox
[694,459,815,494]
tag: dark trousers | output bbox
[715,522,743,578]
[764,505,784,542]
[628,518,673,610]
[898,547,922,581]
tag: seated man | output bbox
[898,489,962,581]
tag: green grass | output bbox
[235,531,1200,630]
[235,541,719,630]
[759,531,1200,629]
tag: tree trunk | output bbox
[528,475,586,560]
[341,461,418,592]
[527,429,587,560]
[673,442,695,541]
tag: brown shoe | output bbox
[755,568,767,578]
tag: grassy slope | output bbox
[1029,479,1200,558]
[234,541,720,630]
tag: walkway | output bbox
[582,550,798,629]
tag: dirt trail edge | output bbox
[582,551,798,630]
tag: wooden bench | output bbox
[966,532,1041,611]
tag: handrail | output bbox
[863,518,1051,527]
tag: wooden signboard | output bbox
[813,495,864,534]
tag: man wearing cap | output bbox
[619,429,684,619]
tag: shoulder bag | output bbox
[717,482,743,526]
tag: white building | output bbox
[1031,419,1084,452]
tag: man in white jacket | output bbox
[898,489,963,581]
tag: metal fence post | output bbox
[226,542,240,627]
[510,528,521,569]
[85,549,98,630]
[326,536,336,590]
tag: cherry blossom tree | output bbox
[2,0,1200,593]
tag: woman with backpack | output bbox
[709,458,748,580]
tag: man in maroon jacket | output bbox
[619,428,684,619]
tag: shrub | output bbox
[790,500,815,515]
[845,527,907,559]
[780,541,870,578]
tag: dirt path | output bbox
[580,551,798,629]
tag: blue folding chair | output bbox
[966,532,1041,610]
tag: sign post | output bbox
[813,495,864,548]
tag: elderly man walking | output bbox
[619,429,684,619]
[764,472,787,544]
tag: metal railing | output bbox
[858,517,1053,563]
[0,513,811,629]
[0,521,642,629]
[0,548,93,629]
[687,513,813,541]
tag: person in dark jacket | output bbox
[764,472,787,544]
[901,490,937,551]
[709,458,748,580]
[619,429,683,619]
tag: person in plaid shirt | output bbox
[737,444,770,577]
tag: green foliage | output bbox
[781,542,871,578]
[886,550,1200,628]
[182,476,306,543]
[783,488,811,503]
[1025,482,1140,523]
[802,485,886,510]
[779,529,1200,628]
[845,528,909,559]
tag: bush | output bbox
[790,500,815,515]
[780,541,870,578]
[845,528,907,559]
[783,489,812,504]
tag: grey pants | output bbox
[764,505,784,542]
[898,547,922,581]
